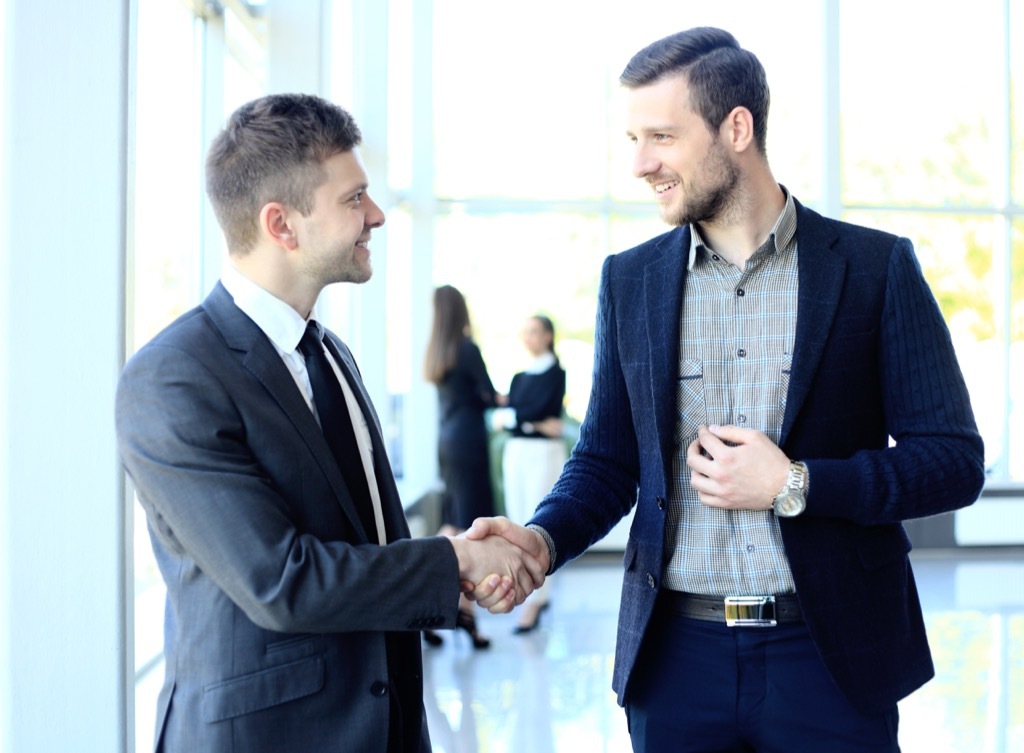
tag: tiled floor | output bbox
[422,548,1024,753]
[135,547,1024,752]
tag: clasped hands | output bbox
[447,517,549,614]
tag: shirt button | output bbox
[737,349,746,358]
[737,414,747,424]
[370,681,389,697]
[746,544,755,553]
[736,288,745,297]
[712,254,720,261]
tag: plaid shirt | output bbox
[662,190,799,596]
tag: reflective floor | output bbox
[135,547,1024,752]
[423,548,1024,753]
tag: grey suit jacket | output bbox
[530,201,985,714]
[117,282,458,752]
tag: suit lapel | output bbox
[644,228,690,483]
[202,283,375,541]
[781,202,847,445]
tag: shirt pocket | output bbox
[675,358,707,447]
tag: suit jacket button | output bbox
[370,681,388,697]
[647,573,656,588]
[656,496,666,510]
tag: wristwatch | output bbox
[772,460,808,518]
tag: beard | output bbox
[304,244,373,286]
[663,140,740,228]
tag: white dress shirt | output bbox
[221,264,387,544]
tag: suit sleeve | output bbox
[804,238,985,524]
[528,255,641,566]
[116,341,461,634]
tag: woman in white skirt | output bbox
[496,315,567,633]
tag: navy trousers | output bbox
[625,608,901,753]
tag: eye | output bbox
[350,191,363,203]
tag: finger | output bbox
[696,424,728,455]
[486,588,517,615]
[466,573,501,602]
[475,577,516,614]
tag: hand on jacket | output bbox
[686,424,790,510]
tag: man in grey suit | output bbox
[468,27,984,752]
[116,93,541,753]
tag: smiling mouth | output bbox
[653,180,680,195]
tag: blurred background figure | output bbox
[494,315,567,633]
[424,284,503,649]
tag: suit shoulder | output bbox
[609,226,688,270]
[124,304,224,371]
[798,202,901,253]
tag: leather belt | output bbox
[659,590,803,626]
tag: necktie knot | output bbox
[298,321,324,361]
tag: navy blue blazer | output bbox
[117,283,458,752]
[530,201,985,714]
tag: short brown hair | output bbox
[205,93,362,255]
[620,27,770,156]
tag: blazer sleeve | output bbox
[116,339,461,634]
[528,255,640,565]
[802,237,985,525]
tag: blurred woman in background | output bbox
[495,314,566,633]
[424,284,502,648]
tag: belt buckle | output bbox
[724,596,777,627]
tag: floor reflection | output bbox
[422,549,1024,753]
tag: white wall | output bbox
[0,1,131,751]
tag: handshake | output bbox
[447,517,549,614]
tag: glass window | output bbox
[840,0,1006,207]
[431,0,823,204]
[1013,0,1024,204]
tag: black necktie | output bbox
[297,322,378,539]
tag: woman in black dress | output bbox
[423,284,501,648]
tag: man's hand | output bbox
[686,424,789,510]
[448,531,545,614]
[464,516,551,573]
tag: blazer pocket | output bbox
[201,655,325,723]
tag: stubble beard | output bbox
[663,141,741,228]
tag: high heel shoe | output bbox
[456,609,491,649]
[513,602,549,635]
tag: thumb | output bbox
[464,515,508,541]
[706,423,750,444]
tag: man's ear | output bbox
[721,106,755,154]
[259,202,299,250]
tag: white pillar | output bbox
[0,1,130,751]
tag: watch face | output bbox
[775,491,805,517]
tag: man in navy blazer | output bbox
[469,28,984,752]
[116,94,541,753]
